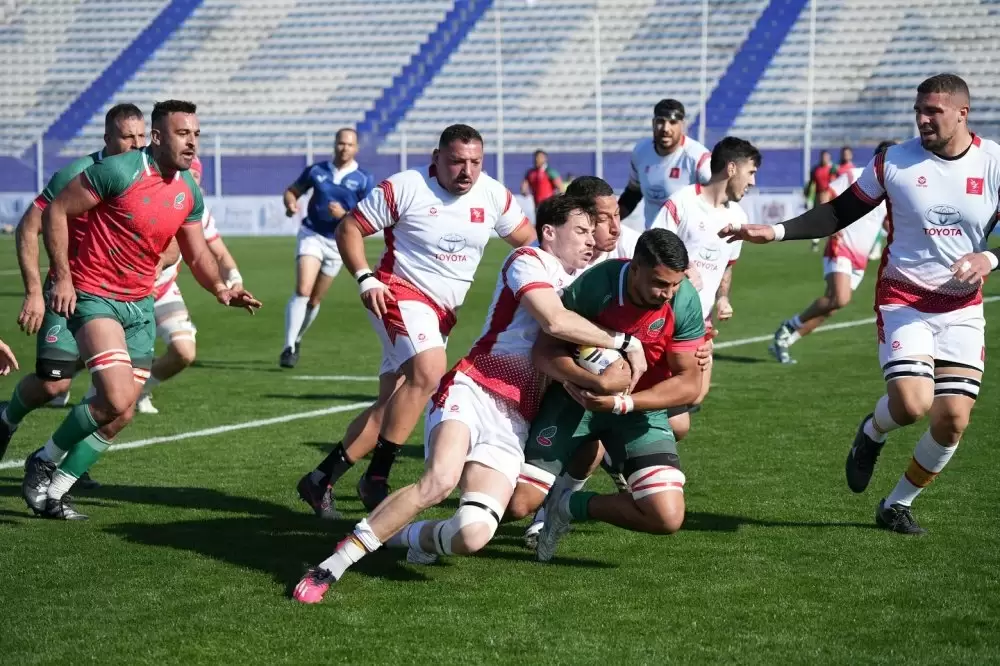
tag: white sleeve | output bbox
[657,196,682,233]
[494,186,530,237]
[827,172,852,198]
[353,173,408,235]
[201,208,220,243]
[695,150,712,185]
[628,150,640,190]
[616,227,640,259]
[728,239,743,264]
[854,154,887,205]
[503,248,553,300]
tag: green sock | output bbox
[3,384,33,426]
[569,491,597,521]
[51,402,100,452]
[59,432,111,478]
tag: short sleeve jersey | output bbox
[654,184,746,321]
[34,149,105,271]
[852,136,1000,312]
[524,164,561,205]
[441,246,578,420]
[292,160,375,238]
[74,148,204,301]
[353,165,530,313]
[628,136,713,229]
[825,167,886,270]
[561,260,705,392]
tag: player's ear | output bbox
[150,127,161,146]
[727,161,736,178]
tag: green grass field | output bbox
[1,235,998,664]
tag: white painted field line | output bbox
[289,375,380,382]
[0,401,374,471]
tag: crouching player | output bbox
[513,228,706,561]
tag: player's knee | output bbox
[406,352,447,395]
[895,392,933,423]
[645,504,684,535]
[670,413,691,442]
[169,341,197,368]
[446,493,503,554]
[830,289,852,310]
[39,378,73,400]
[417,466,462,507]
[506,485,544,521]
[931,406,971,440]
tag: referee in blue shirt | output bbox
[281,128,375,368]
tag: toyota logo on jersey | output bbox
[924,204,963,226]
[437,233,467,254]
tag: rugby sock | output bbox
[140,376,161,397]
[864,395,900,443]
[566,475,588,493]
[2,385,31,427]
[39,438,68,464]
[568,491,597,521]
[386,520,430,549]
[885,431,958,507]
[311,442,353,486]
[318,519,382,579]
[49,403,100,454]
[365,436,400,481]
[284,295,309,350]
[296,304,321,344]
[784,316,803,345]
[48,432,110,501]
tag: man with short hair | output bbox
[280,128,375,368]
[21,100,260,520]
[521,150,563,208]
[721,74,999,535]
[618,99,712,229]
[0,103,147,471]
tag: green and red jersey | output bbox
[73,147,203,300]
[34,149,106,272]
[524,164,561,205]
[560,259,705,392]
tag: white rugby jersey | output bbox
[590,224,641,265]
[353,165,529,312]
[628,136,713,229]
[153,207,221,300]
[853,135,1000,312]
[447,246,578,420]
[824,167,886,270]
[653,184,745,321]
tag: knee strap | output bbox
[433,492,504,555]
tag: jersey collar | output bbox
[617,262,630,306]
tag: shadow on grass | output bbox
[191,360,285,373]
[301,440,425,460]
[682,511,879,532]
[264,393,377,403]
[712,353,766,364]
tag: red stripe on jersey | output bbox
[380,298,408,345]
[972,133,981,147]
[517,474,551,492]
[503,190,513,214]
[696,152,710,171]
[850,182,883,206]
[376,227,396,276]
[503,216,531,239]
[874,150,886,190]
[379,180,399,223]
[876,308,886,343]
[33,193,49,212]
[352,207,378,236]
[694,183,702,195]
[514,281,551,301]
[430,369,458,410]
[726,259,737,267]
[501,247,543,283]
[633,481,684,493]
[664,199,680,226]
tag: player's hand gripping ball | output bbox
[574,346,631,395]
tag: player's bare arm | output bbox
[520,287,647,387]
[618,184,643,220]
[716,265,734,319]
[501,219,538,248]
[283,184,303,217]
[566,348,701,413]
[207,237,243,287]
[0,338,18,376]
[175,224,261,313]
[14,204,45,334]
[335,212,394,318]
[531,331,630,395]
[42,175,100,316]
[719,187,876,244]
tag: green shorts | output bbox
[36,305,82,380]
[524,384,679,479]
[69,291,155,371]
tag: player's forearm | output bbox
[531,336,606,393]
[630,372,701,411]
[209,239,240,279]
[776,189,875,241]
[186,250,227,295]
[716,266,733,300]
[618,186,642,219]
[41,203,71,281]
[541,309,620,349]
[283,188,299,211]
[335,216,371,275]
[15,206,44,295]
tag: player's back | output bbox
[856,136,1000,310]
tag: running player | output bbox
[136,156,247,414]
[295,125,548,519]
[517,228,704,561]
[21,100,260,520]
[0,103,146,469]
[618,99,712,230]
[770,140,896,365]
[280,129,375,368]
[652,136,758,416]
[292,196,649,602]
[720,74,998,535]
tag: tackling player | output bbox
[618,99,712,230]
[0,103,146,471]
[295,124,539,519]
[280,129,375,368]
[136,156,247,414]
[770,141,896,365]
[292,195,649,602]
[721,75,998,535]
[21,100,260,520]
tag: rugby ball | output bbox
[574,346,623,375]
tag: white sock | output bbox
[47,469,77,501]
[566,475,588,493]
[284,295,309,349]
[386,520,430,549]
[885,431,958,507]
[296,304,321,344]
[865,395,900,443]
[141,376,161,397]
[38,438,68,464]
[318,519,382,579]
[789,315,804,330]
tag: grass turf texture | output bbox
[1,235,998,664]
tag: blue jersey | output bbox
[292,161,375,237]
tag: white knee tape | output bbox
[627,465,686,500]
[434,492,504,555]
[157,316,197,346]
[353,518,382,552]
[882,358,934,383]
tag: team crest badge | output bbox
[669,167,681,179]
[173,192,186,210]
[45,324,60,344]
[648,317,666,334]
[535,426,557,447]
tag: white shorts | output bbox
[823,256,865,291]
[877,303,985,374]
[369,299,447,375]
[154,282,196,345]
[424,371,528,488]
[296,225,343,278]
